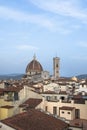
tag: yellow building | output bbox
[0,105,14,120]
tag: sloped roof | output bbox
[4,86,23,92]
[59,106,75,111]
[0,88,4,95]
[42,91,58,94]
[59,91,67,95]
[1,105,14,109]
[19,98,42,109]
[2,109,68,130]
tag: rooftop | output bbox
[59,106,75,111]
[19,98,42,109]
[1,105,14,109]
[2,109,68,130]
[70,119,87,130]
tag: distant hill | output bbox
[76,74,87,79]
[0,73,87,80]
[0,74,24,80]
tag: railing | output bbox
[62,100,71,103]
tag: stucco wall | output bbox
[0,108,14,120]
[42,99,87,120]
[59,109,75,120]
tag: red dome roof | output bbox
[26,56,43,73]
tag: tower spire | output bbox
[33,54,36,60]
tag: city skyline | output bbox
[0,0,87,77]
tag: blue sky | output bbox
[0,0,87,77]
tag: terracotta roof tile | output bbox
[4,86,23,92]
[73,95,82,99]
[2,109,68,130]
[0,88,4,95]
[59,106,75,111]
[70,119,87,129]
[1,105,14,109]
[42,91,58,94]
[19,98,42,109]
[59,91,67,95]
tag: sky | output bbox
[0,0,87,77]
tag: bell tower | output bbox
[53,57,60,79]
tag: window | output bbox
[75,109,80,118]
[67,112,70,114]
[82,84,84,87]
[46,96,50,101]
[52,96,57,100]
[54,96,57,100]
[45,106,48,111]
[53,106,57,115]
[60,96,65,100]
[14,92,19,100]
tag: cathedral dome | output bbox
[26,55,43,74]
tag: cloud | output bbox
[17,44,39,51]
[0,1,85,34]
[0,5,53,29]
[0,5,73,34]
[29,0,87,23]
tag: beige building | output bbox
[40,99,87,120]
[0,83,43,120]
[43,82,59,92]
